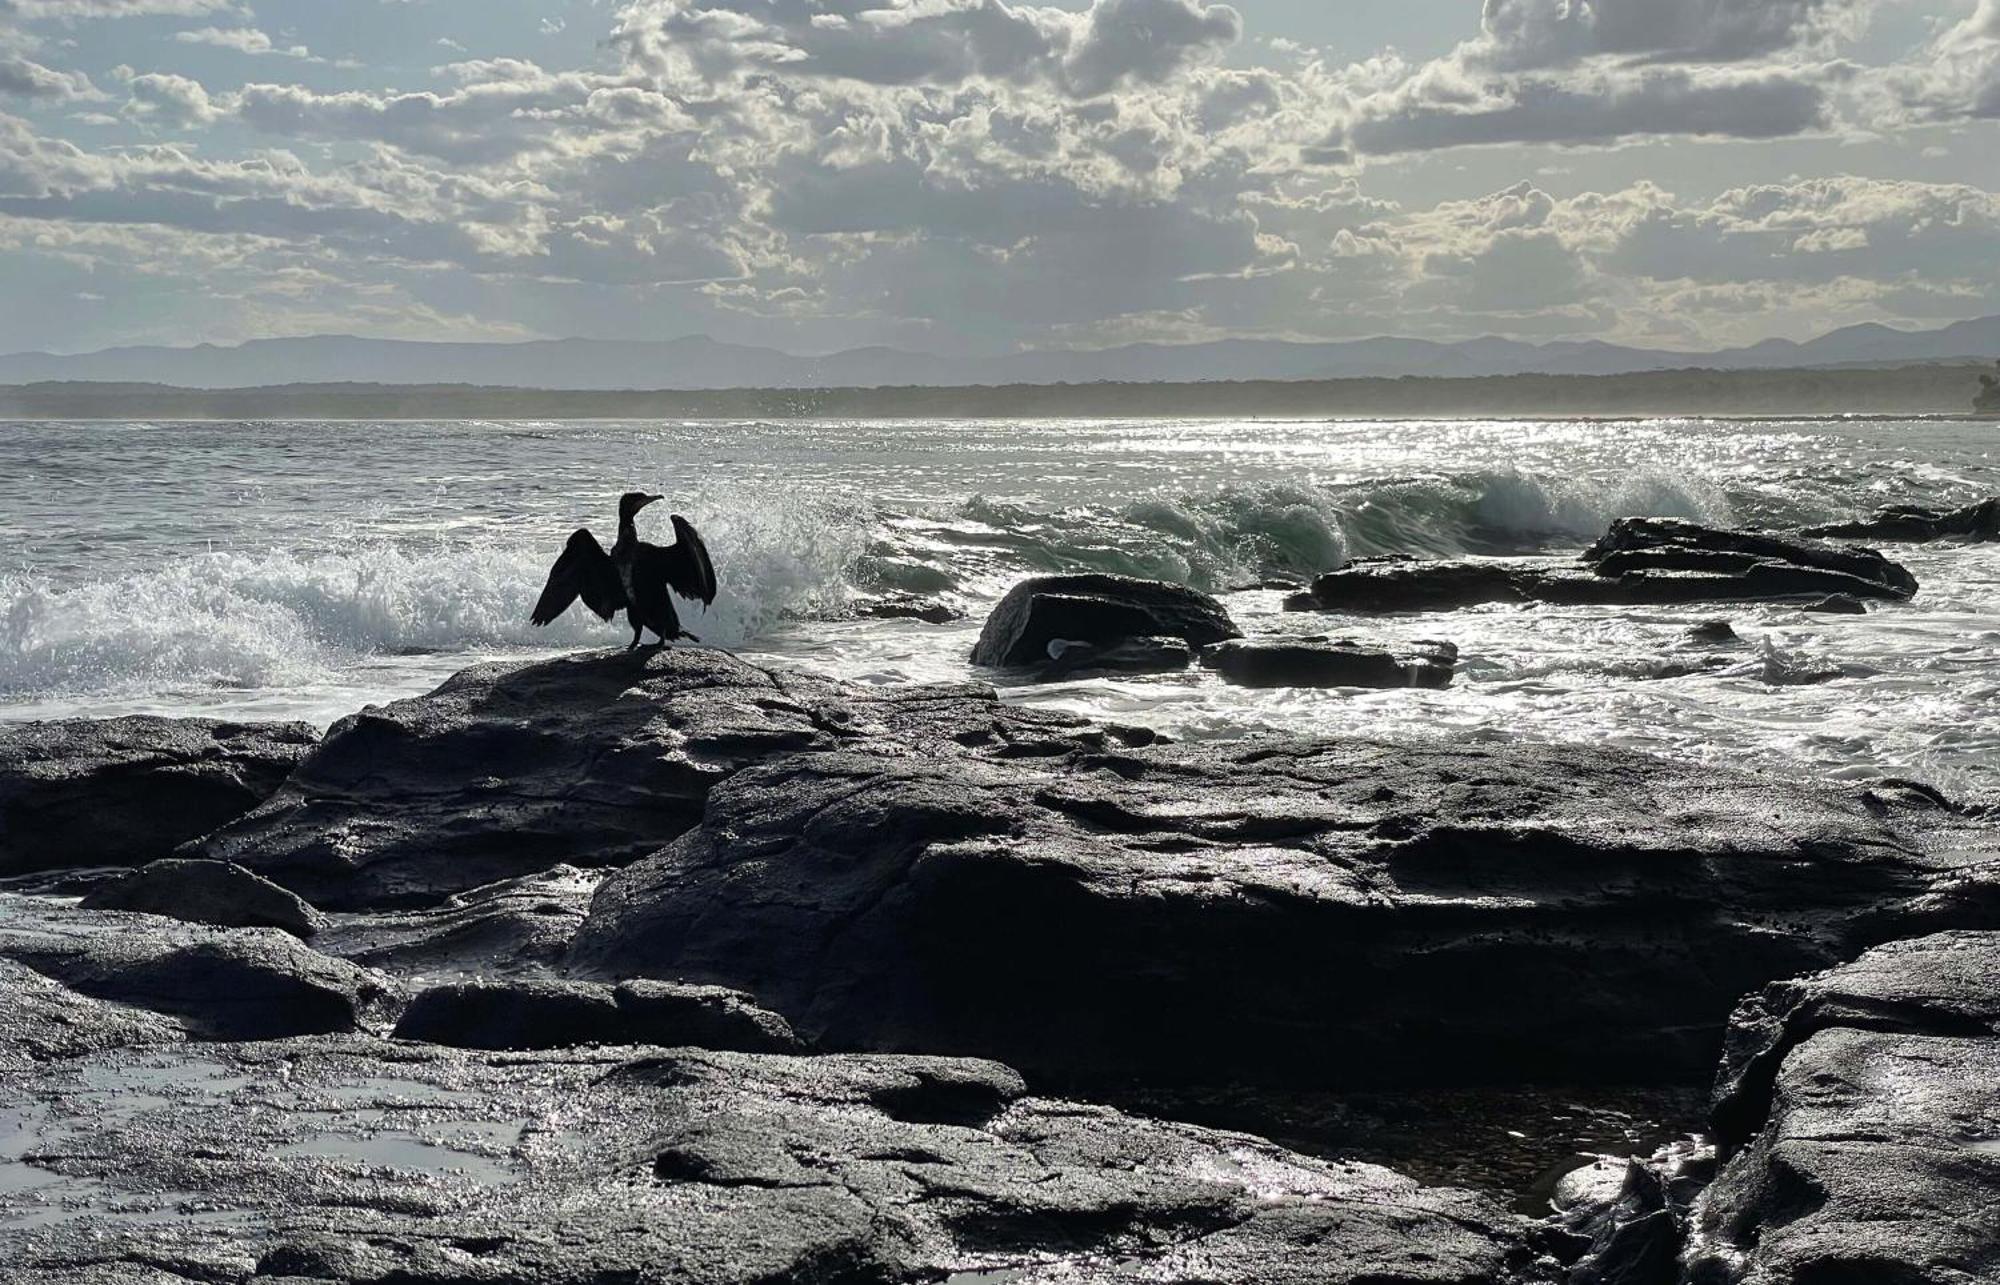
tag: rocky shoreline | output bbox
[3,516,1997,1283]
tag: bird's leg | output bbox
[628,622,644,651]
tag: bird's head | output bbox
[618,491,665,522]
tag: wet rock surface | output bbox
[1045,633,1196,677]
[1802,497,2000,543]
[80,857,325,938]
[1686,932,2000,1283]
[0,716,316,877]
[0,1034,1551,1284]
[187,648,1121,910]
[972,573,1240,668]
[1202,637,1458,689]
[1297,519,1919,614]
[569,736,1997,1087]
[309,864,600,976]
[0,894,388,1042]
[392,976,802,1054]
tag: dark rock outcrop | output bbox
[856,592,966,624]
[312,865,599,975]
[0,716,316,876]
[0,894,385,1041]
[188,648,1123,910]
[1296,519,1918,614]
[1582,518,1919,598]
[569,738,1997,1088]
[392,976,802,1054]
[0,1036,1550,1284]
[1202,637,1457,689]
[972,574,1240,668]
[1046,634,1196,677]
[1686,932,2000,1283]
[80,857,324,938]
[1802,498,2000,543]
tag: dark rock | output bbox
[972,574,1240,668]
[80,857,324,938]
[391,976,803,1054]
[569,738,1999,1088]
[1801,498,2000,543]
[0,956,184,1072]
[615,979,804,1053]
[1687,932,2000,1283]
[856,592,966,624]
[313,865,599,975]
[1309,559,1532,611]
[1686,619,1739,645]
[1708,931,2000,1160]
[0,894,386,1041]
[189,648,1116,910]
[1299,519,1919,614]
[1202,638,1457,689]
[1582,518,1919,598]
[394,977,624,1050]
[0,716,316,876]
[1551,1149,1708,1285]
[1044,634,1195,677]
[0,1037,1548,1284]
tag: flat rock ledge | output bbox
[1294,518,1919,614]
[0,1032,1551,1285]
[1685,931,2000,1284]
[0,716,317,877]
[569,735,2000,1088]
[186,647,1149,910]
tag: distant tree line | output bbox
[2,363,1995,420]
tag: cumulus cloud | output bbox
[0,52,99,100]
[0,0,1993,353]
[2,0,240,18]
[173,26,320,61]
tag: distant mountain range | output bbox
[4,315,1997,391]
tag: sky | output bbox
[0,0,1996,357]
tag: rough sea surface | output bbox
[3,415,1997,792]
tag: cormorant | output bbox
[530,492,718,648]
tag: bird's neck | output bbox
[614,517,638,551]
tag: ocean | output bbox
[3,414,1997,794]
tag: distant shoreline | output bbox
[1,363,1992,420]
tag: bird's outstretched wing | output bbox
[660,514,718,608]
[531,528,626,625]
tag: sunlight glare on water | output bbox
[3,415,1998,795]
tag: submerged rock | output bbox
[81,857,324,939]
[1045,634,1196,677]
[1802,497,2000,543]
[188,648,1118,910]
[0,1036,1550,1284]
[569,737,1997,1088]
[1297,518,1919,614]
[1202,637,1458,689]
[856,592,966,624]
[972,574,1240,669]
[0,716,316,877]
[1687,932,2000,1283]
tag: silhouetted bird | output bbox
[531,492,717,649]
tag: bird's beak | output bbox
[644,494,665,508]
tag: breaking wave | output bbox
[0,494,867,702]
